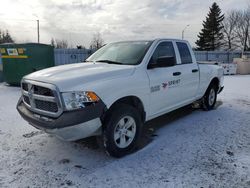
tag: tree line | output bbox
[50,32,104,50]
[196,2,250,51]
[1,2,249,51]
[0,29,104,50]
[0,30,14,44]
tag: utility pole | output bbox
[182,24,190,40]
[37,19,40,43]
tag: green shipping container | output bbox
[0,53,3,82]
[0,64,3,83]
[0,43,54,85]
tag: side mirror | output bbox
[148,56,176,69]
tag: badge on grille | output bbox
[27,84,33,99]
[28,86,34,101]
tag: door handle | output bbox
[192,69,199,73]
[173,72,181,76]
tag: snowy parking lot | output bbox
[0,75,250,188]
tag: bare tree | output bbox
[56,39,68,49]
[89,32,104,50]
[233,8,250,51]
[222,11,238,50]
[51,38,68,49]
[51,38,55,47]
[247,6,250,50]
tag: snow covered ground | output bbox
[0,75,250,188]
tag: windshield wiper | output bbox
[83,60,93,62]
[96,60,123,65]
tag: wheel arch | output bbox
[202,77,219,110]
[103,95,146,123]
[209,77,220,92]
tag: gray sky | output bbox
[0,0,249,48]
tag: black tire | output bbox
[103,104,143,158]
[202,83,218,110]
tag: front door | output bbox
[146,41,181,116]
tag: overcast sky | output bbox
[0,0,249,48]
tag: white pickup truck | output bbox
[17,39,224,157]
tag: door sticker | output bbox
[150,85,160,93]
[151,79,181,93]
[162,79,181,90]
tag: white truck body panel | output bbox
[20,38,224,140]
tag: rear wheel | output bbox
[202,84,217,110]
[103,104,142,158]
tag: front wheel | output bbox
[103,104,142,158]
[202,84,217,110]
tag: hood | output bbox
[24,62,135,90]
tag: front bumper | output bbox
[45,118,102,141]
[17,98,106,141]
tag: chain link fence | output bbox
[194,51,250,64]
[54,49,250,65]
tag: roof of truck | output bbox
[110,38,189,44]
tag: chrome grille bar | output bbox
[21,80,63,118]
[23,91,56,102]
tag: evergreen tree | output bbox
[196,2,224,51]
[0,30,14,44]
[4,30,14,43]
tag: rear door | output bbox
[175,42,199,103]
[146,41,182,116]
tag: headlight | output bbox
[62,91,99,111]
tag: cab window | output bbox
[150,42,176,65]
[176,42,193,64]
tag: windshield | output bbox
[86,41,152,65]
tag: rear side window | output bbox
[176,42,192,64]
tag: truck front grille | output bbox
[23,95,30,105]
[33,85,54,96]
[34,99,58,113]
[21,80,62,118]
[22,83,28,91]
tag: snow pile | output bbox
[0,75,250,187]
